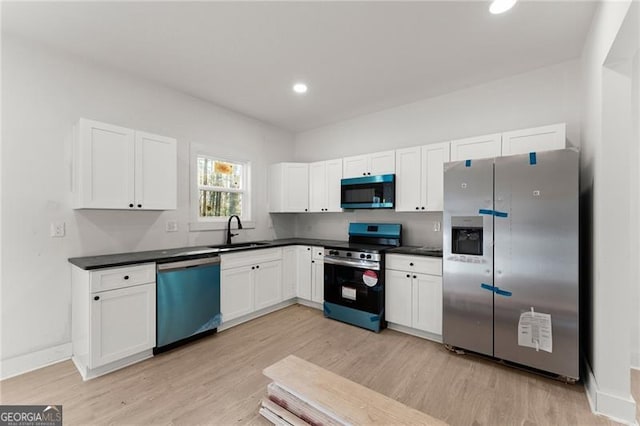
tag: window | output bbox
[196,155,249,220]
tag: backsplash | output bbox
[291,210,444,248]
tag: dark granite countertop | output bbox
[386,246,443,257]
[68,238,352,270]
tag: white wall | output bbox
[293,60,581,247]
[633,50,640,372]
[0,36,295,377]
[580,1,637,423]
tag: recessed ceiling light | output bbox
[489,0,517,14]
[293,83,308,94]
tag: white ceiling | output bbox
[2,1,597,132]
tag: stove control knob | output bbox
[366,254,372,259]
[360,253,365,259]
[346,252,352,257]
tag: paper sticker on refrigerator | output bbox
[518,309,553,353]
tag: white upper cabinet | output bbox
[309,158,343,213]
[501,123,566,156]
[394,146,422,212]
[343,150,395,178]
[395,142,450,212]
[422,142,450,212]
[134,132,177,210]
[268,163,309,212]
[72,118,177,210]
[450,133,502,161]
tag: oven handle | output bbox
[323,256,381,271]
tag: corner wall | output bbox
[580,1,637,423]
[0,36,295,378]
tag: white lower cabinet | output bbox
[282,246,298,300]
[221,265,254,321]
[295,246,312,300]
[385,254,442,337]
[254,260,283,310]
[220,248,283,323]
[71,263,156,380]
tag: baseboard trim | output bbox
[583,358,638,425]
[295,298,323,310]
[387,323,443,343]
[0,343,72,380]
[631,352,640,370]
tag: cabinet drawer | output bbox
[90,263,156,293]
[221,248,283,270]
[386,254,442,276]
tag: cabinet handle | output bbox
[304,208,308,212]
[415,207,419,210]
[362,173,366,176]
[124,275,129,280]
[251,266,255,270]
[406,274,410,278]
[256,265,260,269]
[137,204,142,208]
[421,207,425,210]
[312,260,315,263]
[409,263,414,266]
[94,296,100,301]
[413,275,417,279]
[129,203,134,208]
[307,248,310,251]
[367,172,371,175]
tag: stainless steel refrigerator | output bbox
[443,148,579,380]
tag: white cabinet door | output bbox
[369,150,396,176]
[311,259,324,303]
[412,273,442,335]
[296,246,312,300]
[221,266,254,322]
[423,141,450,212]
[134,131,177,210]
[343,155,368,178]
[268,163,309,212]
[501,123,566,156]
[395,146,422,212]
[309,161,326,213]
[385,270,412,327]
[450,133,501,161]
[282,246,297,300]
[325,159,343,212]
[77,119,135,209]
[90,283,155,368]
[254,260,283,310]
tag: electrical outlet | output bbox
[50,222,65,238]
[433,221,441,232]
[166,221,178,232]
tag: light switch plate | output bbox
[50,222,65,237]
[166,221,178,232]
[433,221,441,232]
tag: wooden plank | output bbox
[267,382,340,426]
[263,355,448,425]
[261,397,310,426]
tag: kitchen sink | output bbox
[209,241,270,250]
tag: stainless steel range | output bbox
[323,223,402,332]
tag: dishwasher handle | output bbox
[157,256,220,272]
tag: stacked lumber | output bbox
[260,355,448,426]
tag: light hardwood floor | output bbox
[0,305,632,425]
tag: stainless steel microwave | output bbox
[340,174,395,209]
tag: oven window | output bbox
[324,264,384,314]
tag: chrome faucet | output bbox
[226,215,243,245]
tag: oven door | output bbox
[323,257,384,314]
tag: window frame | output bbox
[189,144,253,231]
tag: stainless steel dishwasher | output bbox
[155,256,221,353]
